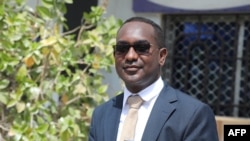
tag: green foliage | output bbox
[0,0,122,140]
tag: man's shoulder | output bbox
[94,93,123,110]
[163,83,207,106]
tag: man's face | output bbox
[114,21,167,93]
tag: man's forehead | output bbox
[120,21,153,30]
[117,22,154,38]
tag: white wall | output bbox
[26,0,40,8]
[100,0,162,24]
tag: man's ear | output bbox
[159,48,168,66]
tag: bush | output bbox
[0,0,122,140]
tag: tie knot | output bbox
[127,95,144,109]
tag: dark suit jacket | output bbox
[88,82,219,141]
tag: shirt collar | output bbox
[123,77,164,107]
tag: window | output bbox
[163,15,250,117]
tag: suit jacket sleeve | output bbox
[183,103,219,141]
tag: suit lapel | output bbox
[142,83,177,141]
[104,94,123,141]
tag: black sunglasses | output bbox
[113,42,152,55]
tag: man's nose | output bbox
[125,47,139,60]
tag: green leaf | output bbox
[36,6,51,19]
[97,85,108,93]
[16,102,26,113]
[42,0,54,6]
[0,79,10,89]
[7,99,18,108]
[16,65,28,82]
[36,124,49,134]
[0,92,8,104]
[64,0,73,4]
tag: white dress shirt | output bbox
[116,77,164,141]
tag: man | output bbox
[88,17,219,141]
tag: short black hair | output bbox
[120,16,165,48]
